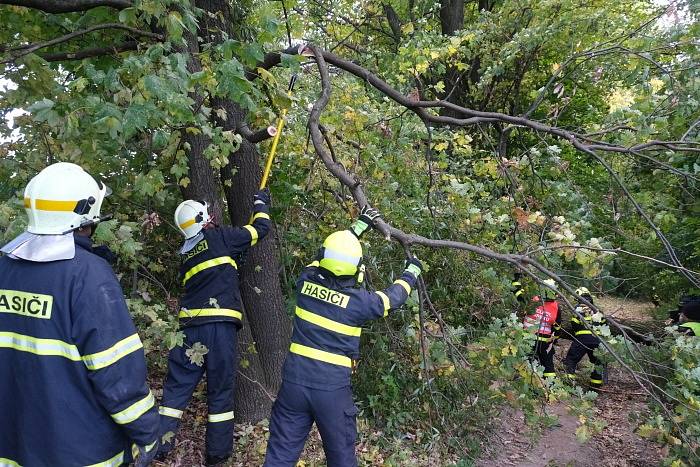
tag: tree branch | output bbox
[0,0,131,13]
[39,40,138,61]
[2,23,162,63]
[236,122,277,144]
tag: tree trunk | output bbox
[440,0,464,36]
[179,26,224,221]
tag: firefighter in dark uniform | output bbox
[263,207,423,467]
[156,190,271,465]
[0,162,159,466]
[511,272,526,305]
[563,287,607,388]
[677,297,700,336]
[523,279,562,378]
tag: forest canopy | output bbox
[1,0,699,464]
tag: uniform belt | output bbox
[289,342,352,367]
[182,256,237,285]
[178,308,243,320]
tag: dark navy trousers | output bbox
[158,322,238,458]
[264,381,359,467]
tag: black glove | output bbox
[254,188,271,207]
[404,256,423,278]
[133,440,159,467]
[350,205,381,238]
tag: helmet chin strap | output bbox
[61,213,113,235]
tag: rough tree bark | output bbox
[196,0,291,422]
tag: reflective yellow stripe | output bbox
[590,378,603,384]
[243,225,258,246]
[179,218,196,229]
[0,458,20,467]
[159,406,184,419]
[111,392,155,425]
[208,411,234,423]
[306,260,320,267]
[252,212,270,221]
[82,334,143,370]
[394,279,411,295]
[290,343,352,367]
[182,256,237,284]
[571,317,581,324]
[543,372,556,377]
[376,291,390,317]
[86,450,125,467]
[131,439,158,459]
[536,336,553,342]
[575,330,593,335]
[32,199,78,212]
[0,332,81,361]
[178,308,243,320]
[295,307,361,337]
[23,198,30,208]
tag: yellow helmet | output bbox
[319,230,363,276]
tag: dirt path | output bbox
[477,297,663,467]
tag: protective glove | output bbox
[253,188,271,207]
[404,256,423,278]
[350,205,381,238]
[133,440,159,467]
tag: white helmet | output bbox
[175,200,211,239]
[24,162,109,235]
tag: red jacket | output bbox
[523,300,561,340]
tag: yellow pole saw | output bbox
[259,74,297,190]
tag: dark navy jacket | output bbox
[282,261,417,390]
[0,235,158,466]
[178,204,271,329]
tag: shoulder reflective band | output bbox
[0,331,81,361]
[86,450,126,467]
[394,279,411,295]
[0,458,20,467]
[514,289,524,297]
[82,333,143,370]
[252,212,270,221]
[295,307,361,337]
[24,198,78,212]
[243,225,258,246]
[159,406,184,419]
[111,392,155,425]
[178,308,243,320]
[208,411,234,423]
[575,330,593,335]
[182,256,237,285]
[375,291,390,317]
[179,218,196,229]
[289,342,352,367]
